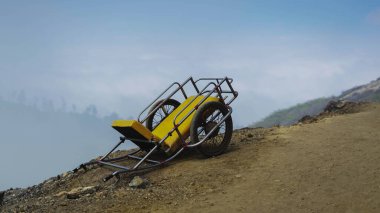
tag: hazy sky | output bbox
[1,0,380,126]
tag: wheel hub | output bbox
[204,121,219,138]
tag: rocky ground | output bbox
[1,101,379,212]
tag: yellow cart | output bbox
[75,77,238,181]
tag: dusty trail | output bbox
[172,104,380,213]
[2,103,380,213]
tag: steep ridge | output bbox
[1,102,380,212]
[252,77,380,127]
[340,77,380,101]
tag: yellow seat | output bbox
[112,120,160,151]
[153,96,220,153]
[112,96,220,153]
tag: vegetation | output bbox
[252,78,380,128]
[252,97,333,128]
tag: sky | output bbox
[1,0,380,126]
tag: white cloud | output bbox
[1,34,379,126]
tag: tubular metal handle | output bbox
[103,174,114,182]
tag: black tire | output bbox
[190,101,233,157]
[146,99,181,131]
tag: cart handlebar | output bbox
[137,76,238,125]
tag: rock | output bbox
[298,115,317,124]
[55,191,69,198]
[0,191,4,205]
[324,100,347,113]
[62,172,70,178]
[44,178,54,185]
[129,176,146,188]
[55,186,98,199]
[68,186,97,199]
[67,193,80,199]
[323,100,365,115]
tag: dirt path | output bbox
[2,103,380,213]
[169,104,380,213]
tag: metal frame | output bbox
[74,77,238,181]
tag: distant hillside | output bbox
[252,97,333,127]
[0,99,126,190]
[339,77,380,102]
[252,77,380,128]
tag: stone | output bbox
[129,176,146,188]
[54,191,68,198]
[62,172,70,178]
[55,186,98,199]
[44,178,54,185]
[66,193,80,199]
[0,191,4,206]
[298,115,317,124]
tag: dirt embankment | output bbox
[1,102,380,213]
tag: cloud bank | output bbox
[1,33,379,127]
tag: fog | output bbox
[0,96,134,190]
[1,1,380,190]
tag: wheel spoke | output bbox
[147,99,180,131]
[201,112,226,151]
[190,101,232,157]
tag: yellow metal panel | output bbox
[153,96,220,153]
[112,120,158,141]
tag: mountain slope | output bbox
[340,77,380,102]
[1,102,380,212]
[252,97,332,127]
[252,77,380,127]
